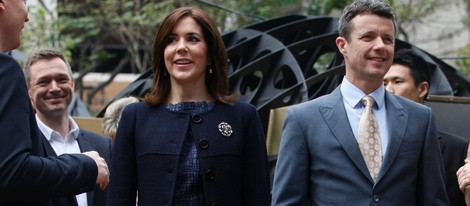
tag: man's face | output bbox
[0,0,29,52]
[336,13,395,84]
[384,64,428,103]
[28,57,74,118]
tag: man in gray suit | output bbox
[271,0,448,205]
[23,48,113,206]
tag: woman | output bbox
[106,7,270,206]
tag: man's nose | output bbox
[49,81,60,92]
[385,83,394,93]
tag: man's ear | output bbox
[0,0,5,13]
[336,36,347,56]
[28,87,33,101]
[418,81,429,100]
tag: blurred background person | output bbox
[23,47,113,206]
[384,48,469,206]
[0,1,109,205]
[106,6,270,205]
[102,96,139,140]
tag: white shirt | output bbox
[340,78,389,157]
[36,115,88,206]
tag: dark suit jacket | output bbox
[272,87,448,205]
[0,53,97,206]
[40,129,113,206]
[438,130,469,206]
[107,101,271,206]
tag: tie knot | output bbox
[362,96,375,108]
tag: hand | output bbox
[457,161,470,192]
[83,151,110,190]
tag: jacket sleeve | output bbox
[0,54,97,201]
[417,109,449,205]
[271,106,310,205]
[106,103,138,205]
[241,103,271,205]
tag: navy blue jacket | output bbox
[438,130,469,206]
[107,101,271,206]
[40,129,113,206]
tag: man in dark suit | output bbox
[23,48,113,206]
[271,0,448,205]
[384,48,468,206]
[0,1,109,205]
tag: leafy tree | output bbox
[456,44,470,76]
[303,0,350,15]
[455,0,470,77]
[19,0,468,109]
[20,0,288,109]
[389,0,439,41]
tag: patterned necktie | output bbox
[358,96,382,182]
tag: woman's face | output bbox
[164,16,209,87]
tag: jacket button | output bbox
[192,115,202,124]
[199,138,209,149]
[206,169,215,180]
[373,194,379,202]
[211,202,218,206]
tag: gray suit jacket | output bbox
[271,87,448,205]
[41,129,112,206]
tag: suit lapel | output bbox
[40,130,79,205]
[376,93,408,181]
[320,88,372,181]
[437,135,446,155]
[39,132,58,156]
[77,131,95,206]
[77,131,93,152]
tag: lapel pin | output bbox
[218,122,233,137]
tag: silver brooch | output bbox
[218,122,233,137]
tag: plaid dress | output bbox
[167,102,214,206]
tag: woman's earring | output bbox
[208,65,213,74]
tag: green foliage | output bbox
[456,44,470,77]
[20,0,289,73]
[389,0,439,40]
[306,0,351,15]
[391,0,438,24]
[20,3,63,59]
[20,0,467,75]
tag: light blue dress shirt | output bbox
[340,78,389,157]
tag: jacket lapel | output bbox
[39,132,58,157]
[77,131,92,152]
[77,131,95,206]
[40,130,80,205]
[320,88,372,181]
[376,93,408,181]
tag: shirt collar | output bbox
[340,77,385,109]
[35,115,80,141]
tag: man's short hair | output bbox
[23,48,72,87]
[338,0,397,40]
[393,48,431,87]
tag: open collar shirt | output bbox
[35,115,88,206]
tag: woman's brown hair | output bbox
[144,7,235,106]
